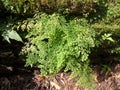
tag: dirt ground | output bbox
[0,40,120,90]
[0,64,120,90]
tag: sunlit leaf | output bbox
[7,30,23,42]
[2,30,23,43]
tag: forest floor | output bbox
[0,40,120,90]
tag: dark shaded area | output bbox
[87,2,108,23]
[90,44,120,65]
[0,36,30,75]
[0,0,7,17]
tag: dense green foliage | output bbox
[0,0,120,90]
[22,13,96,90]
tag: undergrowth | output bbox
[22,13,96,90]
[1,1,120,90]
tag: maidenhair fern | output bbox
[24,13,96,90]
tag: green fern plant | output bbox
[24,13,96,90]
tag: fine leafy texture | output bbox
[1,1,120,89]
[24,13,96,90]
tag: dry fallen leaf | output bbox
[50,81,61,90]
